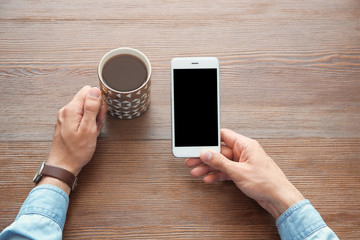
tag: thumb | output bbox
[200,150,237,176]
[79,87,102,132]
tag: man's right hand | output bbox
[185,128,304,219]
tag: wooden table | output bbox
[1,1,359,239]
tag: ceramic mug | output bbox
[98,47,152,119]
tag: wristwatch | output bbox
[33,161,77,191]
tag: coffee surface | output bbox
[102,54,147,92]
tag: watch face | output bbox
[33,161,45,183]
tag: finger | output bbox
[185,158,202,167]
[221,144,233,160]
[60,86,93,131]
[68,86,92,111]
[203,171,230,184]
[97,118,105,134]
[79,87,102,133]
[186,145,234,168]
[221,128,252,150]
[97,100,108,124]
[190,164,216,177]
[200,150,237,177]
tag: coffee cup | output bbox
[98,47,151,119]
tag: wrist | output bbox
[261,184,305,219]
[37,176,71,195]
[46,157,81,176]
[33,161,78,194]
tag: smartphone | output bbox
[171,57,220,158]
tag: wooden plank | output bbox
[0,139,359,238]
[1,0,359,22]
[1,54,359,141]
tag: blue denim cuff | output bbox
[276,199,327,240]
[16,184,69,230]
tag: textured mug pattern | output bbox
[100,80,151,119]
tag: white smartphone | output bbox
[171,57,221,158]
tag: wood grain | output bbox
[1,0,359,239]
[0,139,359,238]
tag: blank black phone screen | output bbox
[173,68,219,147]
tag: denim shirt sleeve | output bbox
[0,188,340,240]
[0,184,69,240]
[276,199,339,240]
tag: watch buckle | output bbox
[71,177,78,191]
[33,161,46,183]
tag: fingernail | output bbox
[89,88,100,98]
[201,151,212,162]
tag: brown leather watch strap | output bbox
[41,163,77,191]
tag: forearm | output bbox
[0,185,69,240]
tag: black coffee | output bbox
[102,54,147,91]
